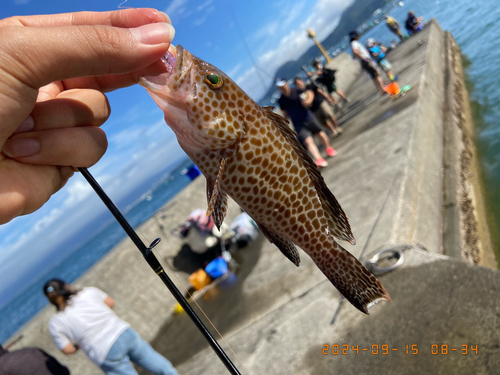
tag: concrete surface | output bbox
[7,19,498,375]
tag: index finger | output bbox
[2,8,170,28]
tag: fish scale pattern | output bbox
[140,45,390,313]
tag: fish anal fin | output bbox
[262,106,355,245]
[258,223,300,267]
[206,158,229,230]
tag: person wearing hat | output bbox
[385,15,404,41]
[43,279,177,375]
[275,78,335,168]
[366,38,397,81]
[349,30,387,96]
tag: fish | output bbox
[140,45,391,314]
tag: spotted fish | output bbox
[140,45,391,313]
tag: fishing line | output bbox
[78,167,242,375]
[329,155,405,325]
[90,5,249,372]
[120,190,251,374]
[84,166,250,374]
[226,2,271,87]
[151,246,253,375]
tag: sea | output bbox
[1,0,499,345]
[0,159,196,344]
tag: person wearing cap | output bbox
[349,30,387,96]
[43,279,177,375]
[275,78,335,168]
[385,15,404,41]
[366,38,397,81]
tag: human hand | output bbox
[0,9,175,224]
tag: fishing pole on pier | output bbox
[78,167,241,375]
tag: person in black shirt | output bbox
[294,77,342,138]
[310,60,349,105]
[405,11,423,35]
[276,78,336,168]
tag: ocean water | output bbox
[342,0,500,260]
[0,161,195,344]
[2,0,499,345]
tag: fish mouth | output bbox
[140,45,192,93]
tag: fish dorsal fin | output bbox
[206,158,229,230]
[257,222,301,267]
[262,106,355,245]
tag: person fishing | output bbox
[43,279,178,375]
[385,15,404,41]
[405,11,424,35]
[365,38,397,82]
[349,30,387,96]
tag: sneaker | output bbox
[326,147,337,157]
[316,158,328,168]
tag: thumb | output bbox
[0,22,174,90]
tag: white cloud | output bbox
[165,0,215,24]
[63,180,93,207]
[165,0,189,18]
[235,0,355,100]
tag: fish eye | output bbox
[204,71,224,90]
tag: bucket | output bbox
[385,81,401,96]
[205,256,229,279]
[188,268,212,290]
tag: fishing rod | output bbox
[78,167,241,375]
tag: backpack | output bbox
[316,68,337,86]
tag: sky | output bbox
[0,0,354,306]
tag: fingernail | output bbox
[158,11,172,24]
[130,22,175,45]
[2,138,40,158]
[13,116,35,134]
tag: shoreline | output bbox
[441,31,496,267]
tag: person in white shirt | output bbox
[43,279,177,375]
[349,30,387,96]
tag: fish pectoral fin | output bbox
[262,106,356,245]
[206,159,229,230]
[258,223,301,267]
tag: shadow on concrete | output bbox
[298,258,500,374]
[170,244,222,275]
[142,236,266,369]
[360,88,419,133]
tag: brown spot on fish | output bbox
[140,45,390,314]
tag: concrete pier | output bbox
[7,19,498,375]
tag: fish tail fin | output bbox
[315,241,391,314]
